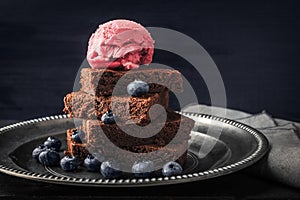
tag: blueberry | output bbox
[101,110,115,124]
[162,161,183,177]
[100,160,122,178]
[127,80,149,97]
[71,130,84,143]
[60,155,79,171]
[84,154,101,172]
[43,136,62,151]
[132,160,154,178]
[38,149,60,166]
[32,144,48,160]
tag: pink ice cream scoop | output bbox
[87,19,154,70]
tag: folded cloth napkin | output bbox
[182,104,300,188]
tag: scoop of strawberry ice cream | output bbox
[87,19,154,70]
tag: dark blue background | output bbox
[1,0,299,121]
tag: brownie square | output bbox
[81,111,194,147]
[63,89,169,124]
[80,67,183,96]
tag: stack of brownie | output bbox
[63,66,195,169]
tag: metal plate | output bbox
[0,112,269,187]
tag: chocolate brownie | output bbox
[65,128,188,166]
[63,89,169,124]
[80,67,183,96]
[81,111,194,147]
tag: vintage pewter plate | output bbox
[0,112,269,187]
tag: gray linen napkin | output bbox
[182,104,300,188]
